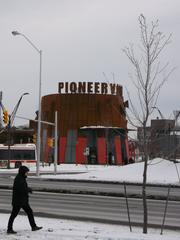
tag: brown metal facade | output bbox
[41,93,127,136]
[40,82,130,165]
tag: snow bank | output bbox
[40,158,180,185]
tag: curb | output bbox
[38,177,180,188]
[1,184,180,201]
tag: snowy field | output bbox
[1,213,180,240]
[1,158,177,185]
[1,158,180,184]
[38,158,180,184]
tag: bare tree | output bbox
[123,14,174,233]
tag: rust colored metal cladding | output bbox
[41,82,129,165]
[41,82,127,136]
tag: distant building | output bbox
[0,125,34,145]
[137,118,180,159]
[150,119,174,158]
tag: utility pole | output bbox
[0,91,2,128]
[54,111,58,174]
[7,115,11,169]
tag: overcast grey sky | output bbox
[0,0,180,126]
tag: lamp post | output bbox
[152,106,164,119]
[12,31,42,176]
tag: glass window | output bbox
[0,149,35,160]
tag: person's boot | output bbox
[32,226,43,231]
[7,229,17,234]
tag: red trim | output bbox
[125,138,130,160]
[114,137,123,165]
[10,160,36,163]
[97,138,106,164]
[59,137,67,164]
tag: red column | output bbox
[125,137,130,161]
[59,137,67,164]
[97,138,106,165]
[114,136,123,165]
[133,143,136,160]
[76,137,87,164]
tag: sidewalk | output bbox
[0,213,179,240]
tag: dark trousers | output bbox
[8,204,36,230]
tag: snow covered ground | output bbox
[1,158,180,185]
[38,158,180,184]
[1,213,180,240]
[1,158,180,239]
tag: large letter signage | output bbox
[58,82,122,96]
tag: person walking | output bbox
[7,165,42,234]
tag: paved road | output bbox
[1,189,180,230]
[0,173,180,200]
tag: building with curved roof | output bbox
[40,82,129,165]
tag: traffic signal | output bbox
[32,134,37,143]
[47,137,54,148]
[3,110,9,125]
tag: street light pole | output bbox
[54,111,58,174]
[152,106,164,119]
[37,49,42,176]
[12,31,42,176]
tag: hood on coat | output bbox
[18,165,30,177]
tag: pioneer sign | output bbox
[58,82,122,95]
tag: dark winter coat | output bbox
[12,166,32,206]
